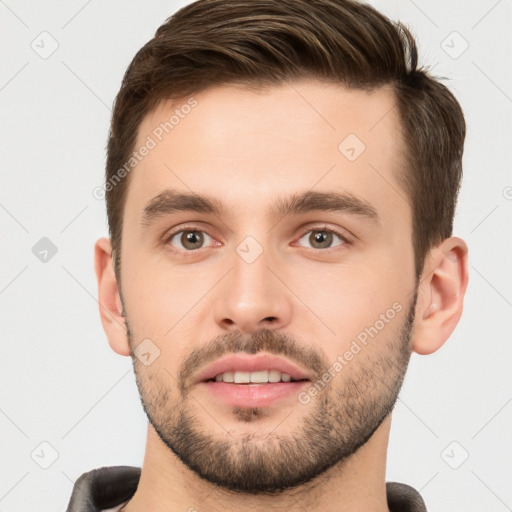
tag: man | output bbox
[66,0,468,510]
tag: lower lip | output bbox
[200,381,309,408]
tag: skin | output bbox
[95,80,468,511]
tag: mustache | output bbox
[179,329,329,394]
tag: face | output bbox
[118,81,418,493]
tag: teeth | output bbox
[234,371,250,383]
[269,369,281,382]
[213,370,295,384]
[250,370,268,383]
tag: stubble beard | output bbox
[127,293,416,495]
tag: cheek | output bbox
[285,259,411,360]
[120,255,221,363]
[292,257,407,317]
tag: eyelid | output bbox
[293,224,352,249]
[162,223,353,252]
[163,224,220,250]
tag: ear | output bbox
[411,237,469,355]
[94,237,131,356]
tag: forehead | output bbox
[126,80,408,224]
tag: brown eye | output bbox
[297,229,346,250]
[168,230,212,251]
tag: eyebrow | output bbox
[141,188,379,227]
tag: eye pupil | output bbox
[310,231,333,249]
[182,231,203,249]
[171,228,342,252]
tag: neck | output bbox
[123,417,392,512]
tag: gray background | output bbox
[1,1,511,510]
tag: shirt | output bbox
[65,466,428,512]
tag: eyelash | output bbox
[162,224,351,253]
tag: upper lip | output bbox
[193,353,312,384]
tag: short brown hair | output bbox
[106,0,465,279]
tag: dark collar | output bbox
[66,466,427,512]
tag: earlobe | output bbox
[94,237,131,356]
[411,237,469,355]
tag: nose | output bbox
[212,243,293,334]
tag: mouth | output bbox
[194,353,312,408]
[205,369,308,385]
[200,379,310,409]
[194,352,312,384]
